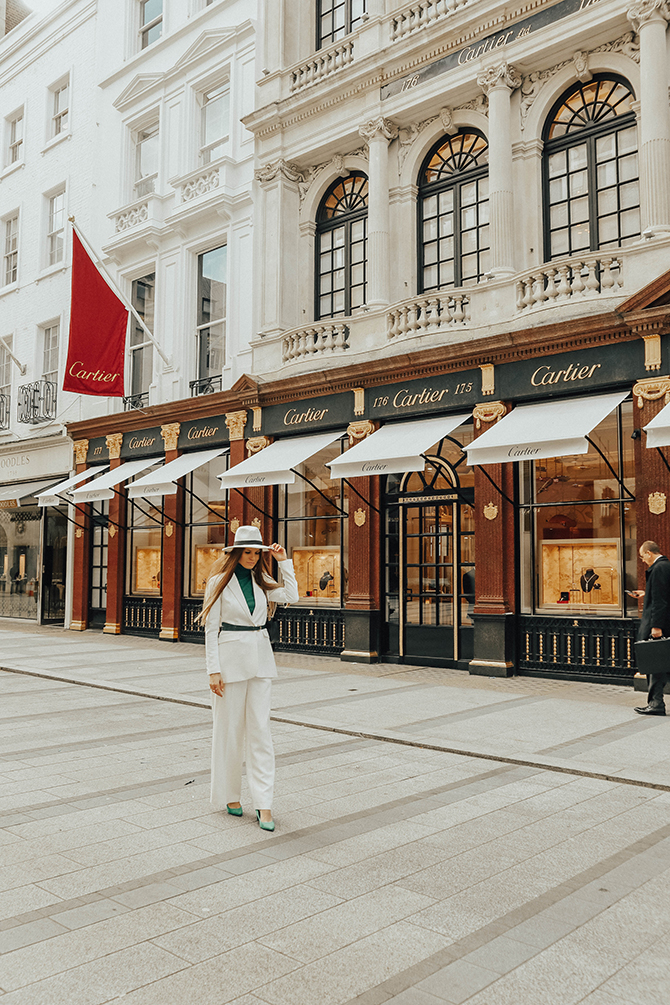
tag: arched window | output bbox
[418,130,489,292]
[316,172,368,319]
[543,75,639,260]
[318,0,367,50]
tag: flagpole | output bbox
[68,217,172,367]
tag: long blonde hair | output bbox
[197,548,278,624]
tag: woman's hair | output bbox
[197,548,278,624]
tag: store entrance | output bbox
[88,504,109,629]
[383,449,475,668]
[41,507,68,624]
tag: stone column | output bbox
[255,160,303,335]
[358,117,398,308]
[469,403,516,677]
[477,63,522,277]
[627,1,670,236]
[103,433,126,635]
[159,423,183,642]
[341,420,382,663]
[69,439,90,632]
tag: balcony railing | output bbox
[388,292,470,338]
[190,375,223,397]
[390,0,473,41]
[290,39,354,92]
[123,392,149,411]
[516,255,624,312]
[282,323,349,364]
[17,380,56,424]
[0,393,10,430]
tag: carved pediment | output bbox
[618,268,670,314]
[172,28,237,72]
[114,74,164,111]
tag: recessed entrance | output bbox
[383,436,474,668]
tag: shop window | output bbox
[200,84,229,164]
[134,122,159,198]
[126,467,163,596]
[418,130,489,291]
[46,189,65,266]
[139,0,162,48]
[316,172,368,320]
[184,453,229,596]
[0,507,41,619]
[3,214,18,286]
[278,440,348,607]
[317,0,366,49]
[543,76,639,260]
[129,273,155,406]
[519,400,636,617]
[195,246,226,390]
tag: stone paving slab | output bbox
[1,624,670,1002]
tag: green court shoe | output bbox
[226,804,243,816]
[256,810,275,832]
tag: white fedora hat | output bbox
[223,525,270,551]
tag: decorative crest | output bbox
[354,508,367,527]
[484,502,498,521]
[648,492,667,515]
[165,521,174,538]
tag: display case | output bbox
[540,538,620,612]
[192,545,225,596]
[291,546,340,605]
[133,546,161,594]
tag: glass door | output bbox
[88,502,108,629]
[41,507,68,624]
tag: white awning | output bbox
[128,448,228,499]
[0,478,62,507]
[218,430,344,490]
[37,466,109,507]
[327,414,471,480]
[71,458,160,503]
[644,402,670,448]
[465,391,629,466]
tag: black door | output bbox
[88,504,109,629]
[41,507,68,623]
[383,450,475,668]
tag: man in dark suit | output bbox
[631,540,670,715]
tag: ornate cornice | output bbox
[225,410,247,441]
[632,375,670,407]
[254,159,304,186]
[73,439,89,465]
[247,435,270,455]
[161,422,180,452]
[473,402,507,428]
[477,62,522,95]
[627,0,670,32]
[358,117,399,143]
[347,419,376,445]
[105,433,123,460]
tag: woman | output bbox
[201,525,299,831]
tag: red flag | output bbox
[63,232,128,397]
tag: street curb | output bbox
[3,664,670,794]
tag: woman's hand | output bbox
[269,543,288,562]
[209,673,224,697]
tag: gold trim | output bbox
[69,620,87,632]
[165,521,174,538]
[469,659,514,669]
[105,432,123,459]
[632,375,670,408]
[252,406,262,433]
[161,422,181,452]
[159,627,180,640]
[103,623,122,635]
[73,439,89,465]
[473,402,507,429]
[643,334,662,372]
[484,502,498,521]
[480,364,495,397]
[108,525,117,539]
[247,436,270,456]
[225,410,247,441]
[347,419,375,445]
[353,387,365,416]
[354,508,367,527]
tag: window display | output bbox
[184,453,229,596]
[0,506,41,619]
[127,465,164,596]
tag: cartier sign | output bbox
[381,0,602,100]
[497,340,646,401]
[178,415,229,451]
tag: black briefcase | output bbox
[634,637,670,674]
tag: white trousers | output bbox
[210,676,274,811]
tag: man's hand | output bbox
[629,590,645,599]
[651,628,663,639]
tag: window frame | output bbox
[129,272,156,400]
[3,214,19,287]
[139,0,163,49]
[542,74,639,262]
[196,245,227,382]
[199,82,230,165]
[317,0,367,50]
[42,322,60,385]
[50,79,69,139]
[6,109,23,166]
[417,128,490,292]
[0,335,13,400]
[46,189,66,268]
[134,121,159,199]
[183,455,230,598]
[315,172,368,321]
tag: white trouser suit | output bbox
[204,560,299,810]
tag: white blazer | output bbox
[204,559,299,682]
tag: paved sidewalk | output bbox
[1,624,669,1004]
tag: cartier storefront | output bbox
[64,273,670,685]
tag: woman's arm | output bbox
[204,578,223,676]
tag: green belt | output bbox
[219,622,267,632]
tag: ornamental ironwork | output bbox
[189,375,222,396]
[17,379,56,424]
[0,393,10,430]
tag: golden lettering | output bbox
[531,362,601,387]
[187,425,219,440]
[283,407,329,425]
[128,436,156,449]
[392,387,449,409]
[68,360,120,383]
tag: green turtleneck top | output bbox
[234,565,256,614]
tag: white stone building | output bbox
[0,0,257,625]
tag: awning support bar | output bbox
[116,487,167,528]
[231,487,273,520]
[341,479,381,514]
[291,468,347,516]
[585,436,635,500]
[52,493,127,532]
[475,465,517,509]
[656,447,670,478]
[181,484,229,524]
